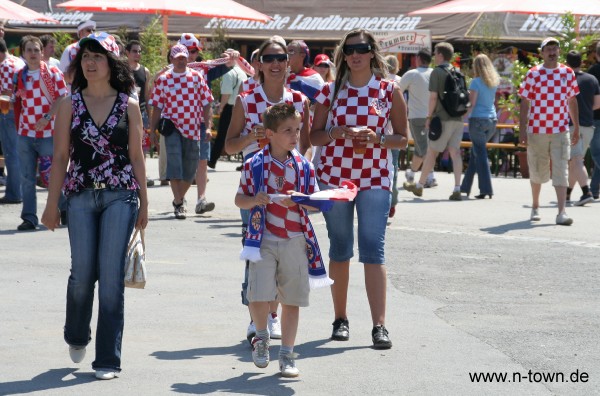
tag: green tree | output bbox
[139,17,168,75]
[52,31,75,56]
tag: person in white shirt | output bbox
[398,49,436,187]
[58,20,96,81]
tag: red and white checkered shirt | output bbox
[0,55,25,92]
[18,66,68,138]
[314,75,395,191]
[238,156,317,240]
[58,42,79,72]
[239,86,307,158]
[519,64,579,134]
[148,68,213,141]
[240,76,259,94]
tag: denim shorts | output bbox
[165,130,199,183]
[198,123,210,161]
[320,184,391,264]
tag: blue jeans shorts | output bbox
[165,130,199,183]
[320,184,391,264]
[198,123,210,161]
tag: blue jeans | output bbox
[64,189,138,372]
[17,135,66,225]
[391,149,399,207]
[0,111,22,201]
[461,118,497,196]
[321,185,391,264]
[591,120,600,197]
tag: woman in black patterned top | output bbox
[42,32,148,380]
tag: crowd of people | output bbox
[1,18,600,380]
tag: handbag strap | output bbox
[127,228,140,252]
[140,228,145,251]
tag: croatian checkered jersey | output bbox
[148,68,213,140]
[239,85,307,158]
[59,42,79,73]
[0,55,25,91]
[238,156,317,239]
[314,75,395,191]
[240,76,259,94]
[518,64,579,134]
[18,67,68,138]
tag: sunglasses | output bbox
[260,54,288,63]
[316,63,330,68]
[342,44,372,56]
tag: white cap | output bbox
[77,20,96,33]
[541,37,560,50]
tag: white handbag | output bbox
[124,229,146,289]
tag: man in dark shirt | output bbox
[586,43,600,199]
[566,51,600,206]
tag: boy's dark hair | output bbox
[434,42,454,62]
[39,34,57,48]
[0,39,7,54]
[417,48,432,65]
[566,50,582,69]
[20,35,42,54]
[69,39,134,93]
[262,103,300,132]
[126,40,142,52]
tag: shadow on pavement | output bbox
[0,368,95,395]
[166,339,369,395]
[171,372,297,395]
[481,220,555,234]
[151,341,250,362]
[151,339,370,364]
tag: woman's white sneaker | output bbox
[69,346,86,363]
[556,212,573,226]
[95,370,118,380]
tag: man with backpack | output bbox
[404,42,468,200]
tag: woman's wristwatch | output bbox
[43,113,52,121]
[378,134,386,146]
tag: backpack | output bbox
[439,65,470,117]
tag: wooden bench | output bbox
[406,139,527,178]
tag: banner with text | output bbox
[374,30,431,54]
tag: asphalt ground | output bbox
[1,156,599,395]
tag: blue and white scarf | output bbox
[240,146,333,289]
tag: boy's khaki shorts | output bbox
[247,236,310,307]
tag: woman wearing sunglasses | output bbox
[311,29,408,349]
[225,37,311,354]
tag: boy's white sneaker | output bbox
[279,353,300,377]
[251,337,270,368]
[268,313,282,339]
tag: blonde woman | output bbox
[312,54,335,83]
[311,29,408,349]
[460,54,500,199]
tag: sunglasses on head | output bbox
[342,43,372,56]
[260,53,288,63]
